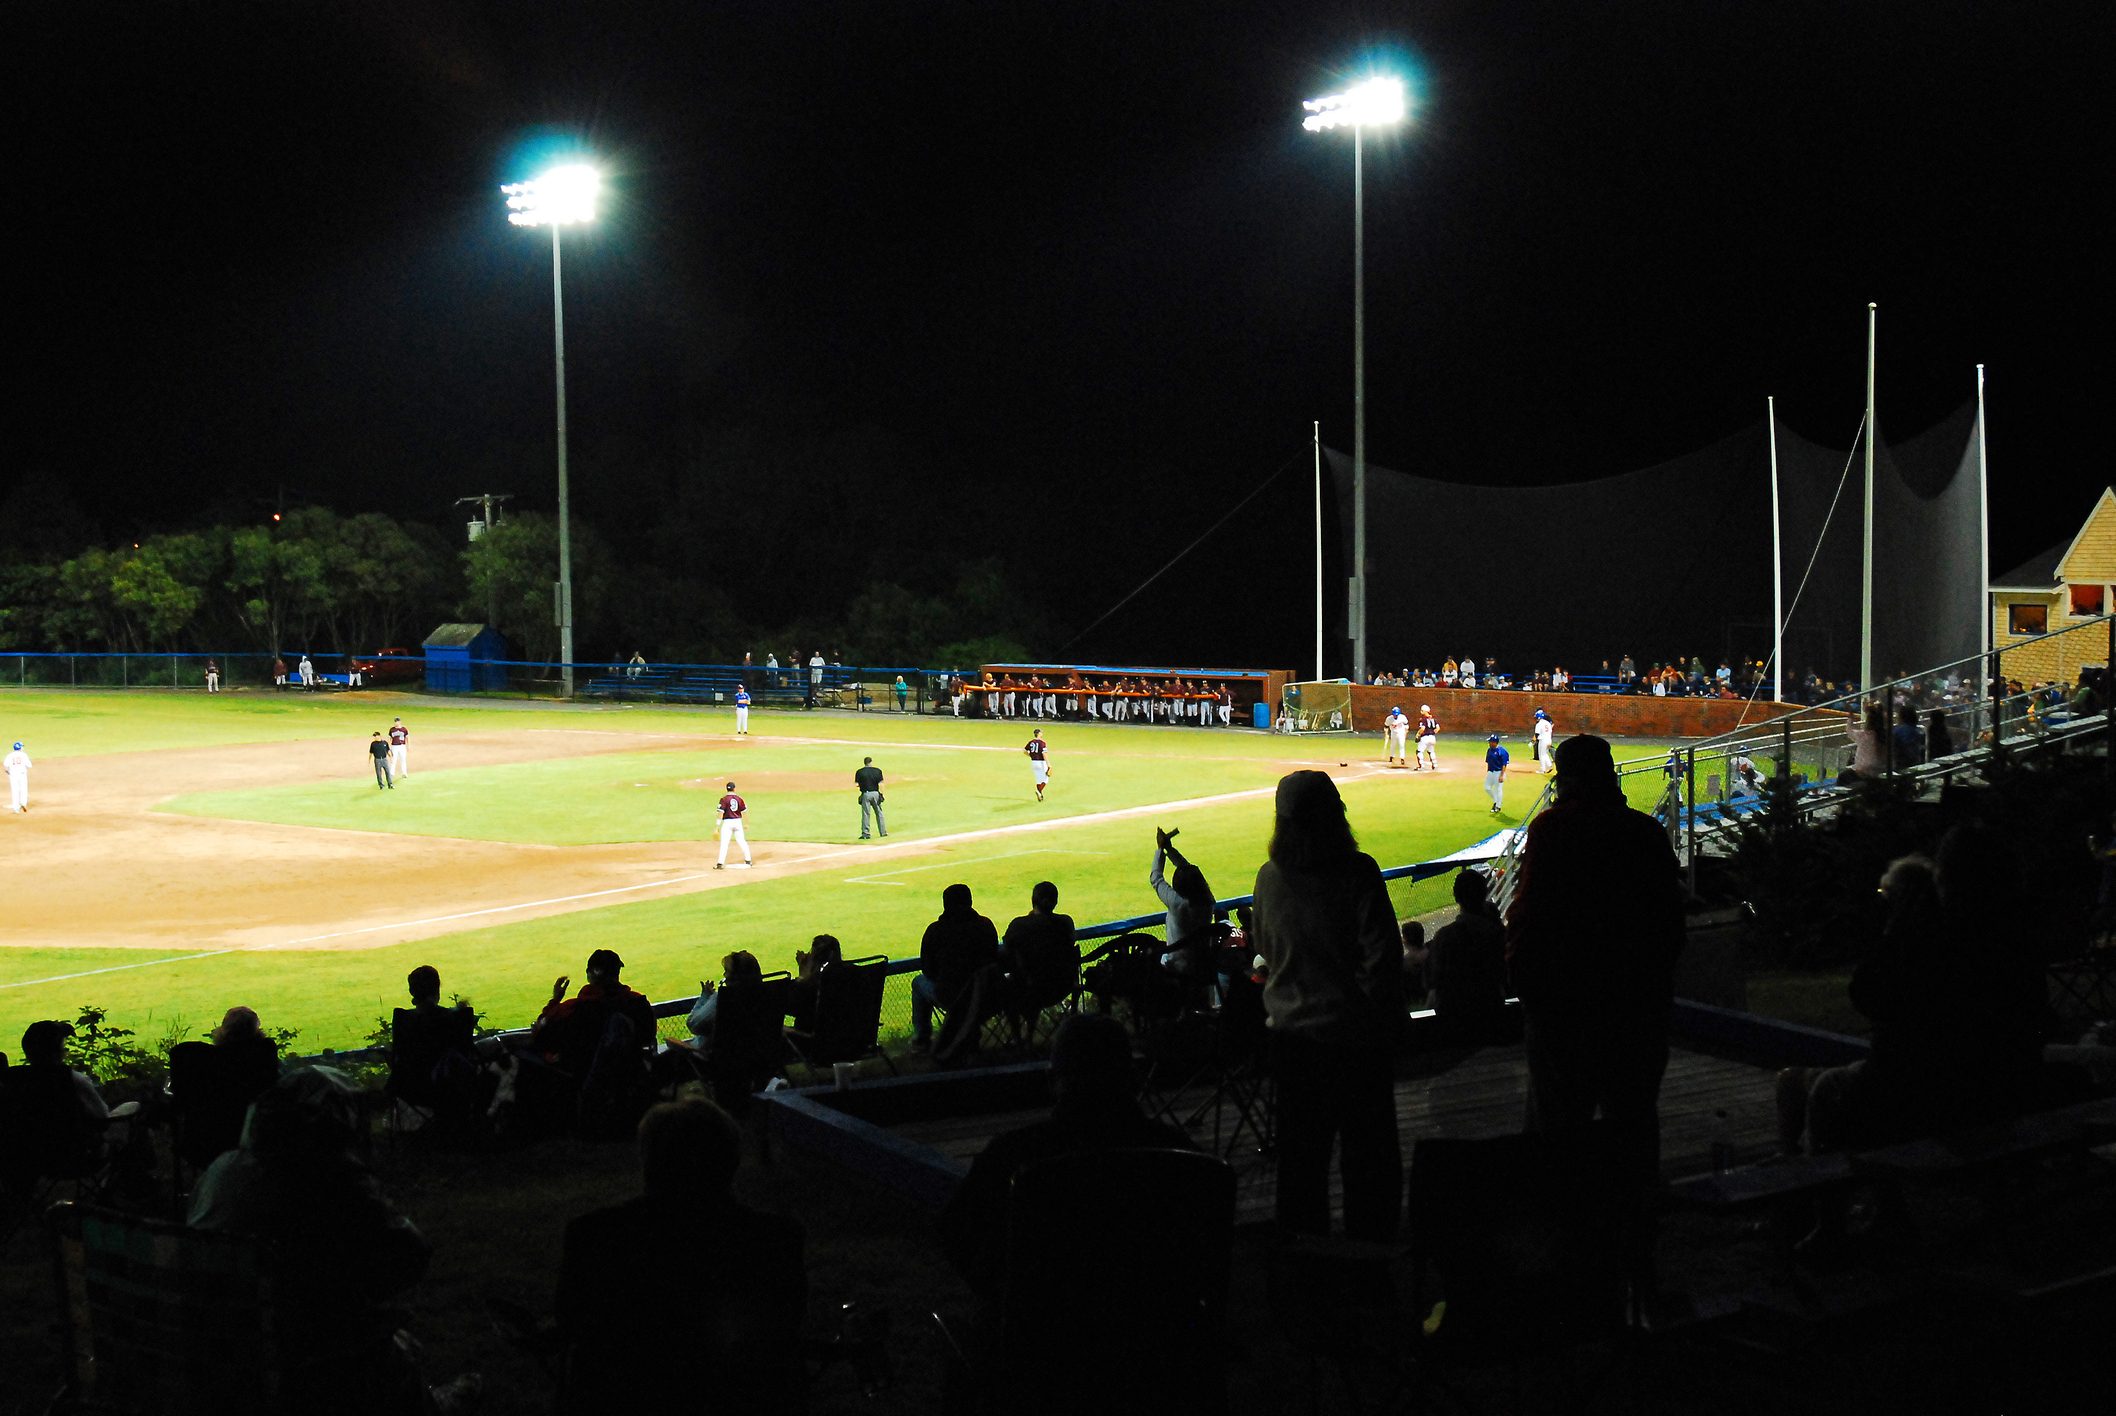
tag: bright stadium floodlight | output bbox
[1302,74,1408,684]
[502,163,601,226]
[502,161,601,698]
[1301,76,1407,132]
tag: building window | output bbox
[2010,603,2048,635]
[2072,584,2108,616]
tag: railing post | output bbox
[2106,615,2114,776]
[1684,746,1698,895]
[1989,650,2004,763]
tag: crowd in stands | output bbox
[10,726,2090,1410]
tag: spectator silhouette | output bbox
[1505,733,1685,1274]
[1252,770,1405,1240]
[787,933,843,1034]
[914,884,998,1056]
[531,948,657,1068]
[556,1098,806,1415]
[1777,828,2051,1157]
[1399,921,1429,1005]
[1843,703,1888,781]
[1150,828,1217,983]
[940,1012,1193,1302]
[189,1066,459,1415]
[387,966,479,1131]
[684,949,764,1054]
[211,1005,283,1095]
[999,882,1079,1019]
[1425,868,1514,1047]
[1925,708,1956,758]
[1890,703,1927,769]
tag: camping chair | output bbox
[384,1005,478,1144]
[933,1147,1236,1415]
[664,972,793,1110]
[1,1068,128,1241]
[1079,930,1185,1026]
[166,1040,279,1202]
[785,956,898,1080]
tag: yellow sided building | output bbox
[1991,487,2116,685]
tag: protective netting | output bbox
[1277,680,1354,733]
[1327,400,1986,683]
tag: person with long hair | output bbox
[1251,771,1405,1240]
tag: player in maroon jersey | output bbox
[714,781,752,868]
[1024,728,1051,801]
[387,717,410,778]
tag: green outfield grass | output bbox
[0,688,1681,1053]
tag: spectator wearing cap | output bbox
[1483,733,1510,814]
[18,1018,121,1131]
[1505,733,1685,1279]
[531,948,657,1065]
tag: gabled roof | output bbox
[1990,541,2065,594]
[2055,487,2116,583]
[423,622,494,648]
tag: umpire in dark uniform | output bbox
[855,757,887,839]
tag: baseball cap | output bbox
[586,948,624,974]
[1534,709,1548,719]
[10,741,20,750]
[725,781,736,790]
[1420,705,1431,714]
[1487,733,1501,742]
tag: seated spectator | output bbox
[786,933,843,1034]
[914,884,998,1054]
[1399,921,1430,1005]
[682,949,764,1054]
[939,1013,1193,1304]
[190,1066,470,1414]
[555,1099,806,1416]
[530,948,657,1069]
[212,1005,283,1094]
[1424,869,1513,1046]
[387,966,479,1129]
[1925,708,1955,758]
[10,1019,148,1189]
[1842,703,1888,781]
[999,881,1079,1016]
[16,1019,117,1130]
[1777,828,2052,1161]
[1890,703,1927,768]
[1150,827,1218,983]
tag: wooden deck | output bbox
[888,1042,1783,1227]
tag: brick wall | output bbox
[1343,683,1803,738]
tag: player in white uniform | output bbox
[1024,728,1051,801]
[714,781,752,868]
[1383,706,1410,767]
[1415,706,1440,771]
[733,686,751,735]
[388,717,410,778]
[5,741,30,812]
[1532,709,1554,774]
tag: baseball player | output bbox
[1484,733,1510,814]
[5,741,30,812]
[714,780,752,868]
[1415,705,1440,771]
[733,684,751,735]
[204,658,220,693]
[298,653,315,689]
[855,756,887,839]
[1532,709,1554,774]
[388,717,410,778]
[1383,705,1410,767]
[1024,728,1051,801]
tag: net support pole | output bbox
[1684,746,1698,895]
[1769,395,1783,704]
[1977,365,1991,670]
[1860,302,1877,699]
[1313,420,1325,681]
[1351,124,1368,686]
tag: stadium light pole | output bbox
[503,162,600,698]
[1303,75,1406,685]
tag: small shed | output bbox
[422,623,509,694]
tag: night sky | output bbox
[12,0,2108,670]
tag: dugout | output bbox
[972,663,1292,723]
[422,623,510,694]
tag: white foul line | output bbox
[0,767,1391,987]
